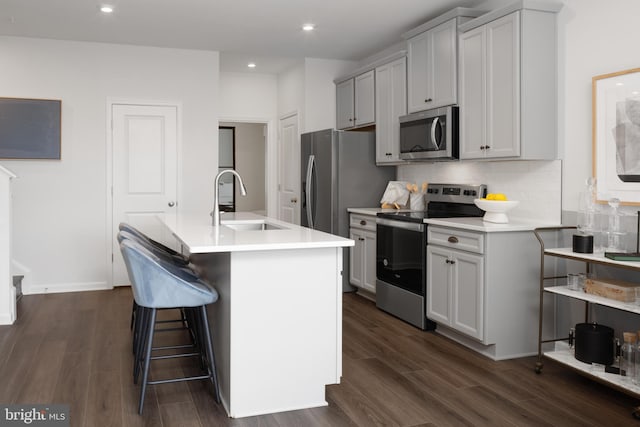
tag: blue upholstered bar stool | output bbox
[119,222,188,265]
[117,223,191,330]
[117,230,198,359]
[120,238,220,414]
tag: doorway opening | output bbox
[219,122,267,215]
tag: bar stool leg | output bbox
[200,305,220,403]
[133,306,149,384]
[130,300,137,330]
[139,307,157,415]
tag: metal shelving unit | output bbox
[534,227,640,418]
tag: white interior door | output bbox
[111,103,178,286]
[278,114,299,224]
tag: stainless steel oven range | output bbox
[375,183,486,330]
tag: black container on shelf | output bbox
[572,234,593,253]
[574,322,615,365]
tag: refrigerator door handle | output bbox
[305,154,315,228]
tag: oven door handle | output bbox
[376,218,425,232]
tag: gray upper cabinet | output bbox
[375,56,407,165]
[336,78,355,130]
[403,8,485,115]
[406,18,457,113]
[336,70,375,130]
[458,2,561,160]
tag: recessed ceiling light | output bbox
[100,5,114,13]
[247,63,256,68]
[302,23,315,32]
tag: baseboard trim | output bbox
[0,311,14,325]
[24,281,112,295]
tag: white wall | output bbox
[219,72,278,121]
[304,58,357,132]
[277,63,305,124]
[560,0,640,213]
[0,36,219,294]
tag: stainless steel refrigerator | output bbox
[301,129,395,291]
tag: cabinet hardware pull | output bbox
[425,98,432,102]
[358,237,365,241]
[480,145,485,150]
[448,236,459,243]
[360,220,366,226]
[445,259,450,264]
[485,145,490,149]
[450,260,456,265]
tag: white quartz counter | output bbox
[347,207,412,215]
[425,217,560,233]
[348,207,558,232]
[162,212,353,254]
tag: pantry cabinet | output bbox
[375,57,407,165]
[458,3,561,160]
[336,70,375,130]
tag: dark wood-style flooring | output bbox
[0,287,638,426]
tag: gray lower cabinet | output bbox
[426,225,540,360]
[427,228,485,340]
[349,213,377,293]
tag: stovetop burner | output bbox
[376,183,487,223]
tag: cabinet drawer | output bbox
[350,214,377,232]
[428,226,484,254]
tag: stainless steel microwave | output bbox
[399,106,459,161]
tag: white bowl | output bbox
[473,199,519,223]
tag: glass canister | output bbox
[606,198,626,252]
[577,177,603,250]
[621,332,636,381]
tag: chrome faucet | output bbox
[212,169,247,226]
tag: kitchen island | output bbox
[159,212,353,418]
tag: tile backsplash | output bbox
[397,159,562,224]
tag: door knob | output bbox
[168,201,175,207]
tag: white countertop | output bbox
[348,206,558,232]
[425,217,560,233]
[161,212,353,254]
[347,207,413,215]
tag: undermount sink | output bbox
[222,221,287,231]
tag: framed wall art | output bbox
[593,68,640,205]
[0,97,61,160]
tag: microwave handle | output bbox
[430,116,442,150]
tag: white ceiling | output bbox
[0,0,489,74]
